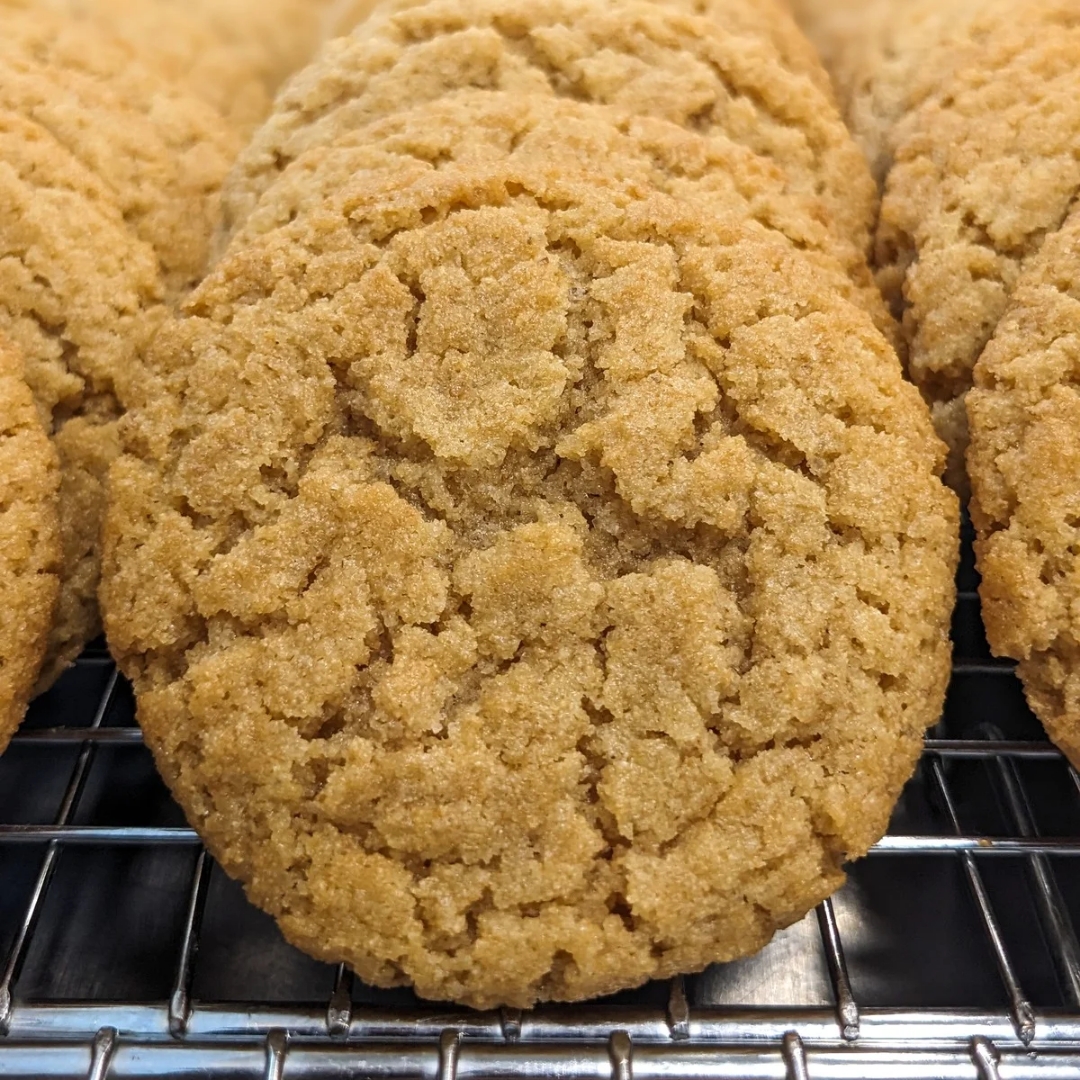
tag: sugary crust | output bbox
[875,0,1080,488]
[0,8,239,295]
[788,0,990,185]
[968,206,1080,769]
[0,334,60,753]
[331,0,834,96]
[1,0,332,135]
[224,0,877,267]
[0,110,163,690]
[103,92,958,1009]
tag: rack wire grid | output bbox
[2,521,1080,1080]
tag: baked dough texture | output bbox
[968,207,1080,769]
[0,9,239,296]
[0,0,333,135]
[0,334,60,754]
[330,0,833,96]
[787,0,990,184]
[790,0,1080,493]
[0,109,163,690]
[223,0,877,268]
[102,91,958,1008]
[878,0,1080,491]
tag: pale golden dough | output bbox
[223,0,878,272]
[787,0,989,184]
[0,8,239,295]
[0,333,60,753]
[878,0,1080,491]
[0,0,333,135]
[968,207,1080,769]
[0,110,163,690]
[103,91,958,1009]
[331,0,833,95]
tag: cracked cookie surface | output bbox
[0,109,163,690]
[1,0,332,135]
[0,333,60,754]
[968,205,1080,769]
[223,0,877,270]
[103,91,958,1008]
[331,0,833,96]
[0,8,239,295]
[806,0,1080,492]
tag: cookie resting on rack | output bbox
[968,205,1080,770]
[0,333,60,755]
[102,93,959,1009]
[0,109,163,693]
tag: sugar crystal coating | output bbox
[103,92,958,1008]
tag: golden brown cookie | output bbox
[877,0,1080,492]
[331,0,833,96]
[1,0,332,135]
[0,110,163,691]
[0,8,239,295]
[968,206,1080,768]
[223,0,877,268]
[0,334,60,753]
[103,91,958,1009]
[787,0,990,184]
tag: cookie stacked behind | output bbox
[330,0,834,97]
[788,0,1080,763]
[222,0,882,302]
[967,212,1080,769]
[0,334,60,754]
[789,0,1080,493]
[0,0,335,135]
[0,10,237,694]
[102,0,959,1008]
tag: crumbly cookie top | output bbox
[789,0,992,185]
[967,206,1080,763]
[223,0,875,260]
[104,92,958,1008]
[333,0,833,96]
[0,333,60,752]
[1,0,332,134]
[873,1,1080,477]
[0,8,239,294]
[0,108,163,687]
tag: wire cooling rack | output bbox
[2,523,1080,1079]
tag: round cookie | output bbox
[0,0,332,135]
[222,0,877,266]
[0,334,60,753]
[103,91,958,1008]
[0,8,240,295]
[863,0,1080,491]
[0,109,163,691]
[330,0,833,97]
[968,206,1080,768]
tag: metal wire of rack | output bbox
[3,526,1080,1079]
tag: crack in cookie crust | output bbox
[104,92,958,1010]
[968,202,1080,768]
[223,0,876,272]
